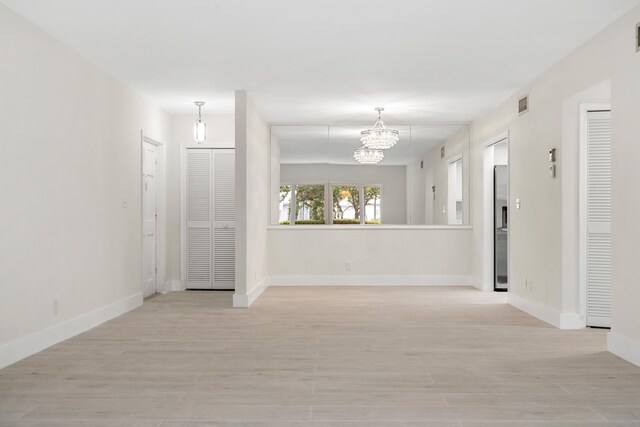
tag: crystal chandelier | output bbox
[354,146,384,164]
[360,107,399,150]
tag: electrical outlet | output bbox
[345,261,351,271]
[52,299,58,316]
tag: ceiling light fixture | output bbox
[194,101,206,143]
[354,146,384,164]
[360,107,399,150]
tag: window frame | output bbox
[329,183,383,225]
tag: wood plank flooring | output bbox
[1,286,640,426]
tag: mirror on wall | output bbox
[270,124,470,226]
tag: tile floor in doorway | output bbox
[1,286,640,426]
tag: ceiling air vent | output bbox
[518,95,529,115]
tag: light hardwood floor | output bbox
[2,286,640,426]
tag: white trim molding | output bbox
[608,331,640,367]
[233,277,269,308]
[508,292,583,329]
[0,292,142,369]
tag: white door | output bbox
[585,110,612,328]
[212,151,236,289]
[185,148,235,290]
[142,142,158,298]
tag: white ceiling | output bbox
[2,0,638,122]
[273,124,467,165]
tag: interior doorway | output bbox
[141,132,165,299]
[142,141,158,298]
[483,134,509,292]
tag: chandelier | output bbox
[353,146,384,164]
[360,107,399,150]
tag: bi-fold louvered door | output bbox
[185,148,235,290]
[585,110,611,328]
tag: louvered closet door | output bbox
[186,149,213,289]
[185,149,236,290]
[586,110,612,328]
[212,150,235,289]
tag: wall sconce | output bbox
[194,101,206,143]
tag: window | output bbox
[294,184,325,224]
[332,185,360,224]
[332,184,382,225]
[364,185,381,224]
[278,185,292,224]
[280,184,325,225]
[280,183,381,225]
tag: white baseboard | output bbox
[0,292,142,369]
[269,275,474,286]
[233,277,269,308]
[559,311,584,329]
[508,292,584,329]
[608,331,640,367]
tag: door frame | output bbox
[578,103,611,324]
[140,131,166,296]
[482,131,510,292]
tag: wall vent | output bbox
[440,147,445,158]
[518,95,529,115]
[636,22,640,52]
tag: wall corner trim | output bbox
[233,277,269,308]
[608,331,640,368]
[0,292,142,369]
[508,292,584,329]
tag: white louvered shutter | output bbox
[586,110,612,328]
[212,151,235,288]
[186,149,213,289]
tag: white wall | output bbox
[234,91,270,306]
[269,228,472,283]
[609,9,640,365]
[468,3,640,345]
[167,113,234,288]
[280,163,407,224]
[0,5,170,367]
[408,127,470,225]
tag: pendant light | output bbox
[360,107,399,150]
[194,101,206,143]
[354,146,384,164]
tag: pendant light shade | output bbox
[194,101,206,143]
[360,107,399,150]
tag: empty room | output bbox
[1,0,640,425]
